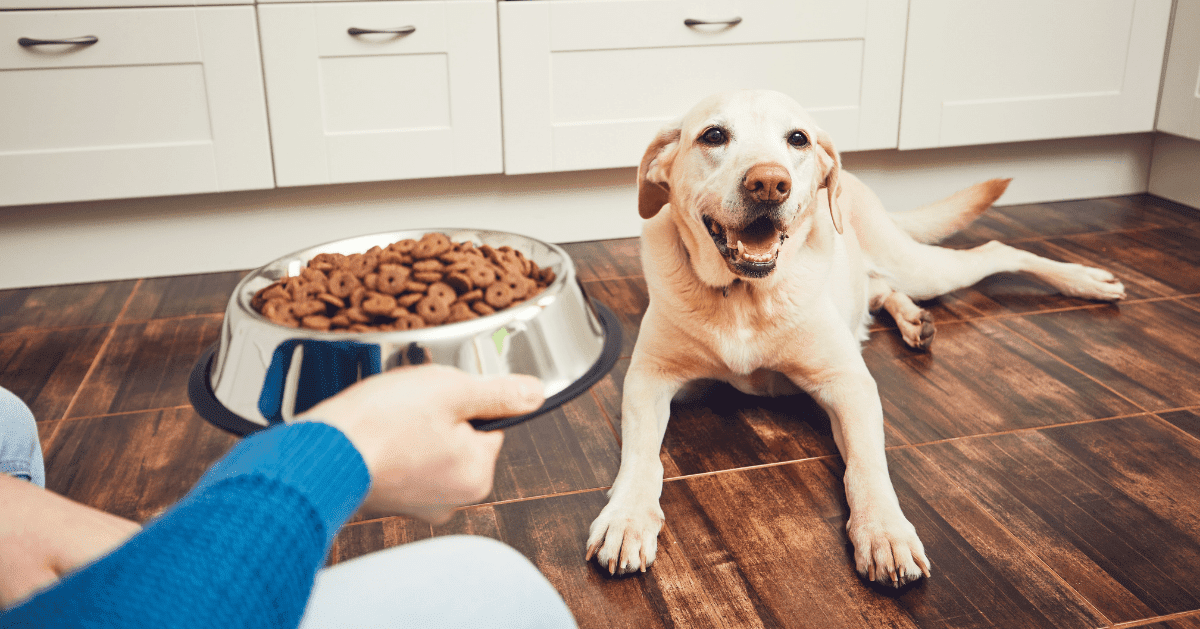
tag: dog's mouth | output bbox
[702,214,787,278]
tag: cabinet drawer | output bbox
[499,0,907,174]
[545,0,865,52]
[0,7,273,207]
[0,8,201,69]
[258,0,502,186]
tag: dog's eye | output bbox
[788,131,809,147]
[700,127,727,146]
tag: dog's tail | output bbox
[890,178,1012,244]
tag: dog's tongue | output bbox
[727,224,780,263]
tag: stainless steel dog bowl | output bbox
[189,228,620,434]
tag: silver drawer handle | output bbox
[347,26,416,37]
[18,35,99,47]
[684,17,743,27]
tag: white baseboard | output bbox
[1149,133,1200,210]
[0,133,1161,290]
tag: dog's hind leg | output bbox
[845,173,1125,303]
[868,277,935,350]
[878,240,1126,303]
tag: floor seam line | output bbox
[59,279,143,422]
[897,412,1154,449]
[1109,609,1200,628]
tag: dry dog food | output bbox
[251,232,557,332]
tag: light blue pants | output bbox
[0,387,44,488]
[300,535,578,629]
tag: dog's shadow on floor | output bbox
[662,381,838,474]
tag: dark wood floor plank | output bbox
[407,453,1107,628]
[581,277,647,358]
[0,279,137,333]
[40,407,238,522]
[488,368,621,502]
[1133,612,1200,628]
[1159,409,1200,443]
[66,315,222,418]
[936,207,1043,248]
[486,390,621,503]
[864,318,1139,444]
[1052,225,1200,297]
[592,358,850,480]
[122,270,248,321]
[920,415,1200,622]
[560,238,643,282]
[1002,299,1200,412]
[328,516,432,566]
[939,194,1196,249]
[0,326,110,422]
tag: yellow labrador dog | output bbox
[585,90,1125,587]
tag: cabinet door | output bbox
[0,7,272,207]
[258,0,502,187]
[899,0,1171,150]
[498,0,907,175]
[1157,0,1200,141]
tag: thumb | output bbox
[448,373,545,422]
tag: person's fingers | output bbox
[445,373,545,421]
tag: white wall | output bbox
[0,133,1160,290]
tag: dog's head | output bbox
[638,90,842,283]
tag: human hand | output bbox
[297,365,544,524]
[0,474,141,608]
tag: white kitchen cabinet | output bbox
[257,0,503,187]
[1157,0,1200,141]
[899,0,1172,150]
[0,7,273,208]
[498,0,908,175]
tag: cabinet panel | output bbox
[899,0,1172,149]
[0,7,273,207]
[1156,0,1200,141]
[257,0,502,187]
[499,0,907,175]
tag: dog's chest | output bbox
[703,290,795,375]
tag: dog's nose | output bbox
[743,163,791,203]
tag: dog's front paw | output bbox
[847,511,930,588]
[585,500,665,575]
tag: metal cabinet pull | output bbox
[683,17,743,27]
[347,26,416,37]
[18,35,99,47]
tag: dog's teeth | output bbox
[736,240,745,257]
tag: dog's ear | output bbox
[638,123,682,219]
[814,128,843,234]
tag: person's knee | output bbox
[0,387,44,488]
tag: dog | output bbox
[584,90,1126,587]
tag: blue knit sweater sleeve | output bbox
[1,421,371,629]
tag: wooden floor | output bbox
[4,194,1200,628]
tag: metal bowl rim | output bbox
[228,227,583,343]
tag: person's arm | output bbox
[2,365,543,628]
[0,474,141,608]
[2,421,368,628]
